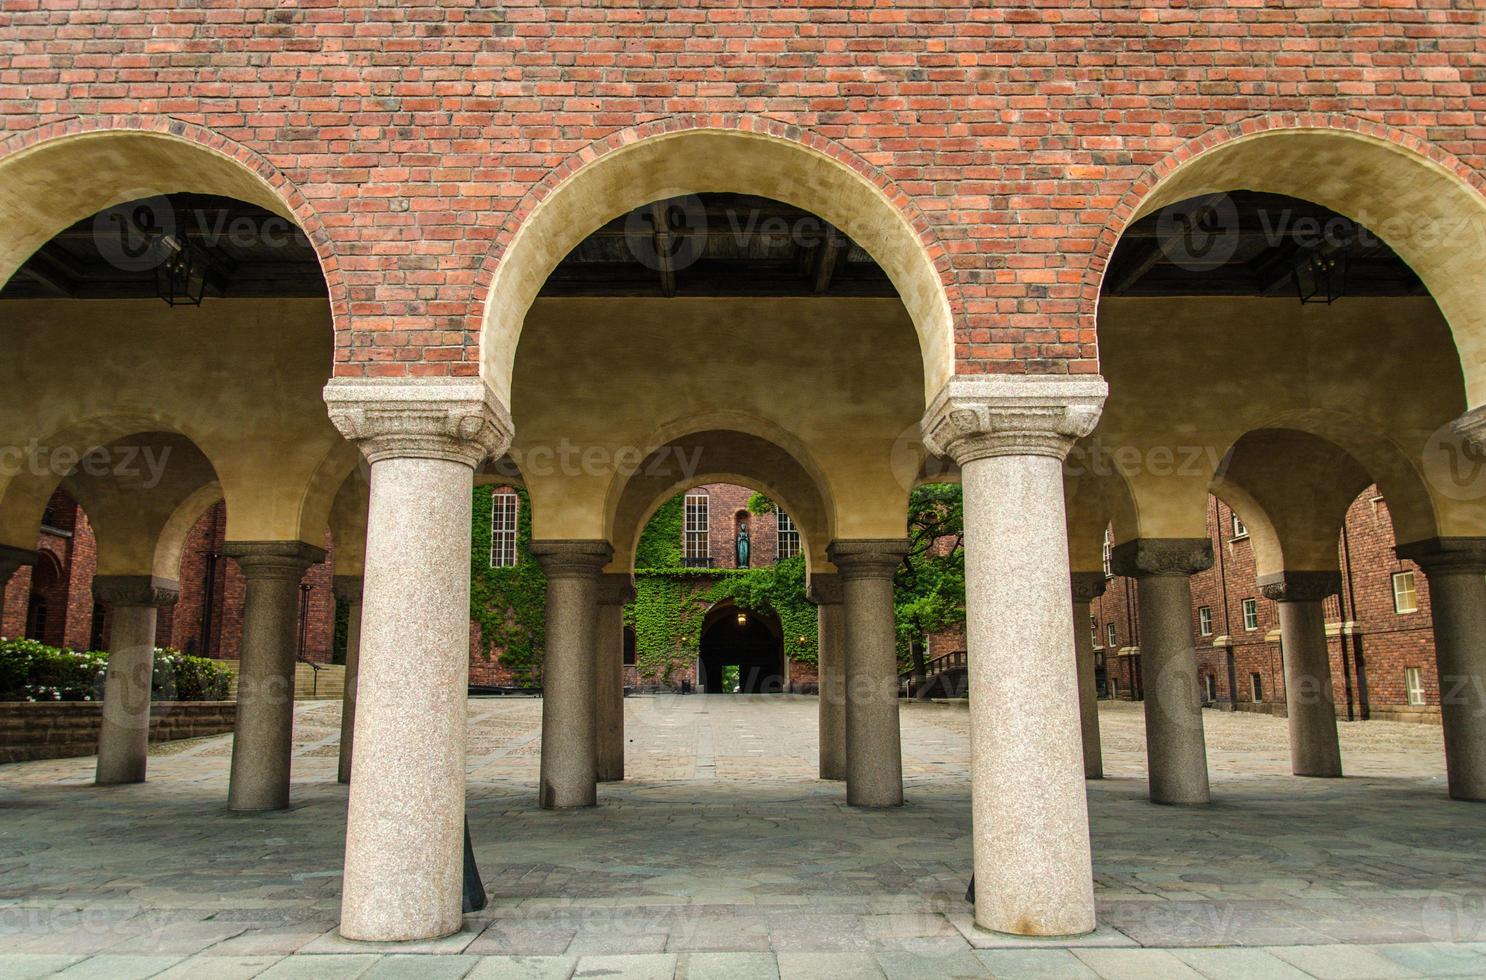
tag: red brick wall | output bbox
[1,492,97,649]
[1092,489,1441,720]
[4,496,336,664]
[695,483,781,569]
[9,5,1483,376]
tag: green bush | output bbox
[152,649,231,701]
[0,639,231,702]
[0,638,107,701]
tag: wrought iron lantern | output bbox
[1292,247,1347,305]
[154,234,208,306]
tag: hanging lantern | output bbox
[1292,247,1347,305]
[154,234,208,306]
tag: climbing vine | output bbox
[463,485,966,689]
[469,485,547,686]
[634,492,683,569]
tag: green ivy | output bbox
[634,492,683,569]
[462,484,968,690]
[469,485,548,686]
[704,554,817,665]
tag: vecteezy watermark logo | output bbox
[0,441,174,488]
[1155,192,1241,271]
[1421,420,1486,502]
[624,194,708,273]
[889,421,956,493]
[480,440,706,483]
[93,193,178,273]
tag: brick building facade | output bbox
[11,480,1441,717]
[7,4,1485,379]
[1094,488,1440,724]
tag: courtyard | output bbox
[1,696,1483,979]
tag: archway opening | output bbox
[699,601,785,695]
[482,128,953,407]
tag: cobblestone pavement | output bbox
[2,696,1485,978]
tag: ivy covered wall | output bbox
[469,485,547,686]
[465,484,967,690]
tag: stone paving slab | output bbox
[2,696,1485,978]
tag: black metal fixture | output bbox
[154,233,209,306]
[1292,246,1347,305]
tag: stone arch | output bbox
[1208,428,1379,578]
[327,469,371,578]
[1091,116,1486,403]
[153,482,225,581]
[59,432,222,578]
[1064,442,1142,570]
[1211,412,1441,549]
[0,413,195,551]
[477,117,958,406]
[603,428,834,575]
[697,598,786,695]
[616,470,827,578]
[0,118,344,323]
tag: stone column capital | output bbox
[1452,405,1486,452]
[1110,538,1213,579]
[92,574,181,608]
[0,544,38,584]
[1257,570,1342,603]
[324,377,514,468]
[921,375,1107,465]
[530,540,613,579]
[224,541,326,580]
[1396,536,1486,576]
[332,575,364,604]
[826,539,909,581]
[806,571,843,605]
[1070,571,1108,602]
[595,572,636,606]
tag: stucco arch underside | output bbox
[1073,401,1467,547]
[480,127,955,408]
[0,129,300,291]
[1090,127,1486,548]
[603,428,835,577]
[1120,126,1486,408]
[0,130,353,554]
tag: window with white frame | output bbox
[1102,527,1114,577]
[776,510,801,561]
[1392,571,1418,614]
[1405,667,1425,706]
[1250,671,1264,702]
[1106,622,1117,648]
[684,492,710,565]
[1242,598,1259,631]
[1231,512,1248,539]
[1090,614,1099,646]
[1198,605,1213,636]
[489,490,519,568]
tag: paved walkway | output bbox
[2,696,1485,978]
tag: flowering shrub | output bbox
[0,638,107,701]
[152,649,231,701]
[0,639,230,703]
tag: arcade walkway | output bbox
[1,697,1484,979]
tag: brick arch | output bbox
[1086,113,1486,404]
[0,116,347,330]
[474,114,962,407]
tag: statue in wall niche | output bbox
[736,525,750,568]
